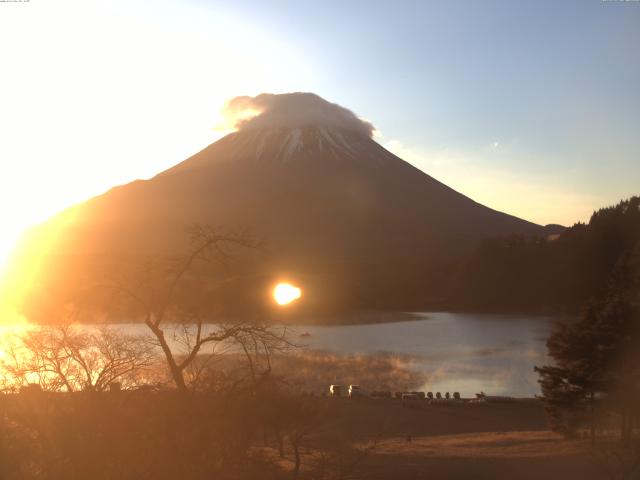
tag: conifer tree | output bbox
[535,242,640,442]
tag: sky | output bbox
[1,0,639,277]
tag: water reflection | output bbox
[290,312,552,397]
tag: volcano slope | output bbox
[10,93,551,321]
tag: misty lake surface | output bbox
[289,312,553,397]
[106,311,553,397]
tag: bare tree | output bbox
[106,226,294,392]
[0,322,155,392]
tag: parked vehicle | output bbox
[348,385,365,398]
[370,391,392,398]
[396,391,425,399]
[329,385,343,397]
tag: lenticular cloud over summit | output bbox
[222,92,376,138]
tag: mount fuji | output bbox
[13,93,559,318]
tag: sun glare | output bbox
[273,283,302,306]
[0,0,315,314]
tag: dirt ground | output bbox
[271,397,631,480]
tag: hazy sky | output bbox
[1,0,639,272]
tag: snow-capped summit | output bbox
[163,92,385,172]
[162,125,386,175]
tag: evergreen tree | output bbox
[535,241,640,442]
[451,196,640,312]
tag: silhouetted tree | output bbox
[0,319,154,392]
[107,226,293,392]
[450,196,640,313]
[535,242,640,441]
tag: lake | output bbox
[285,312,553,397]
[1,312,554,397]
[131,311,553,397]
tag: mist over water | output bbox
[291,312,552,397]
[88,312,552,397]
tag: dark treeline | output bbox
[535,223,640,445]
[448,196,640,313]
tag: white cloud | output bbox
[220,92,375,137]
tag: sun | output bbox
[273,283,302,306]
